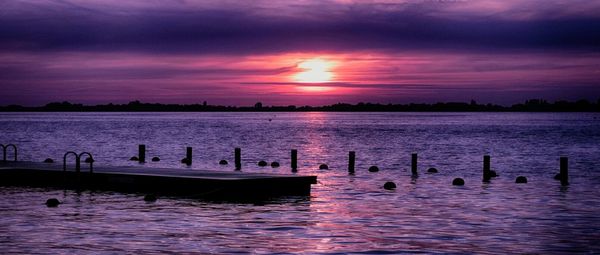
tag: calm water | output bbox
[1,112,599,254]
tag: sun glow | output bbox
[293,58,334,83]
[296,86,334,92]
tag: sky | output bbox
[1,0,599,106]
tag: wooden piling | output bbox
[483,155,491,182]
[235,148,241,170]
[411,153,418,176]
[186,147,193,165]
[348,151,355,174]
[560,157,569,186]
[138,144,146,163]
[291,149,298,172]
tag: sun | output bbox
[293,58,334,83]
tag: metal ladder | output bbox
[63,151,94,173]
[0,144,17,162]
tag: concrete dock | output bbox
[0,161,317,200]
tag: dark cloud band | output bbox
[1,1,599,54]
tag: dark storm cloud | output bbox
[1,1,599,54]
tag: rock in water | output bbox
[515,176,528,183]
[554,173,561,180]
[368,166,379,172]
[452,178,465,186]
[45,198,60,207]
[383,182,397,190]
[427,167,438,173]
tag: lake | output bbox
[1,112,599,253]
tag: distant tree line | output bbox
[0,99,599,112]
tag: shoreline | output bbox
[1,99,599,112]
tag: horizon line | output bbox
[1,99,598,112]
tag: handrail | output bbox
[1,144,18,162]
[78,152,94,173]
[63,151,79,172]
[63,151,94,174]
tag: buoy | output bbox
[84,157,94,163]
[45,198,60,207]
[151,157,160,162]
[43,158,54,163]
[181,158,190,164]
[452,178,465,186]
[130,156,139,161]
[383,182,396,190]
[271,162,280,168]
[319,164,329,170]
[258,160,268,167]
[144,194,157,202]
[427,167,438,173]
[553,173,561,180]
[219,160,228,165]
[515,176,528,183]
[368,166,379,172]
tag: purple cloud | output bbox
[0,0,599,106]
[1,0,599,53]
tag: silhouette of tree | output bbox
[0,99,598,112]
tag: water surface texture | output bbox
[1,112,599,254]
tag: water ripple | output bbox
[1,112,599,253]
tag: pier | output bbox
[0,142,573,202]
[0,161,317,200]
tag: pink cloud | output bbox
[1,50,599,106]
